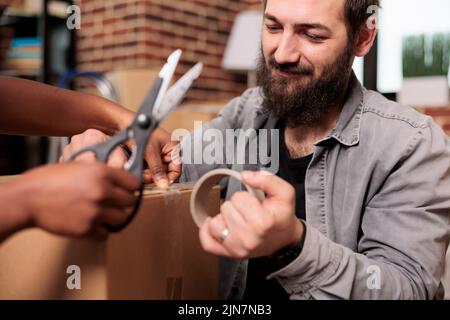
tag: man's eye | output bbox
[266,25,282,32]
[306,33,326,42]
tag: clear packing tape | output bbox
[143,182,195,299]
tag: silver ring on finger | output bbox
[218,228,230,243]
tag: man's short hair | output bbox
[261,0,380,44]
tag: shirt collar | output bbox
[317,72,364,147]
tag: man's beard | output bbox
[256,45,354,127]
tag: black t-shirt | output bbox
[242,122,312,301]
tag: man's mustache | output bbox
[268,56,314,76]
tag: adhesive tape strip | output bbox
[190,169,266,228]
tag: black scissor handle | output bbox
[68,72,165,232]
[104,183,144,233]
[68,129,144,233]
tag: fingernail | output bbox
[156,179,169,190]
[241,171,253,180]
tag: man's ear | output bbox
[354,16,377,57]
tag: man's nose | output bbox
[274,31,301,64]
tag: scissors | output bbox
[69,49,203,232]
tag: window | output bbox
[353,57,364,84]
[377,0,450,93]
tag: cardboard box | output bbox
[105,68,161,113]
[160,103,225,134]
[0,181,219,300]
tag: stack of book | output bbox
[3,37,41,76]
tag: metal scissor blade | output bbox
[136,49,182,116]
[151,49,182,116]
[153,62,204,122]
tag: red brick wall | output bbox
[0,0,24,6]
[76,0,264,104]
[242,0,263,9]
[417,108,450,135]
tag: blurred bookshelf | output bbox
[0,0,76,175]
[2,37,42,77]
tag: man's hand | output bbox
[143,128,181,186]
[61,128,181,188]
[199,171,304,259]
[4,162,140,238]
[61,129,128,168]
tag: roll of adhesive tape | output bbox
[190,169,266,228]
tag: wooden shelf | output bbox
[3,0,69,19]
[0,0,76,174]
[0,70,39,77]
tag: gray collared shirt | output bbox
[180,75,450,300]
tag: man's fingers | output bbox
[229,191,264,225]
[206,213,252,259]
[221,200,248,228]
[241,170,293,200]
[199,218,231,257]
[208,214,229,241]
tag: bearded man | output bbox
[64,0,450,300]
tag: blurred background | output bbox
[0,0,449,175]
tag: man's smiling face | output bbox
[258,0,356,126]
[262,0,351,88]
